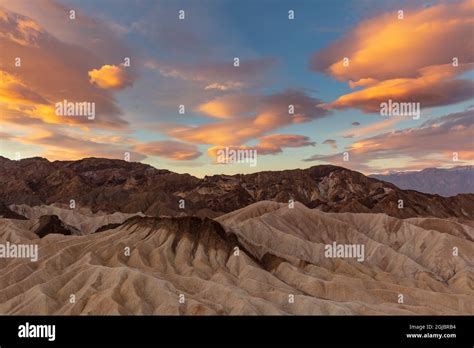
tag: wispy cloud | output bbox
[146,57,276,91]
[208,134,315,158]
[339,117,401,138]
[304,109,474,172]
[322,139,337,149]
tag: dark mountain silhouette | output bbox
[1,156,473,220]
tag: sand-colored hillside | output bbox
[10,204,143,235]
[0,201,472,315]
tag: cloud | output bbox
[208,134,315,157]
[133,141,202,160]
[7,128,146,162]
[146,57,276,91]
[4,124,200,162]
[351,121,360,126]
[165,90,328,146]
[421,109,474,128]
[0,71,48,105]
[0,10,42,46]
[0,2,140,162]
[196,93,259,119]
[256,134,316,154]
[340,117,401,138]
[204,82,247,91]
[322,139,337,149]
[311,0,474,112]
[88,64,133,90]
[1,0,132,63]
[327,64,474,112]
[311,0,474,80]
[0,8,131,129]
[304,109,474,172]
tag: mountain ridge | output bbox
[1,156,473,220]
[371,166,473,197]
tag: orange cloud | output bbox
[327,64,474,112]
[167,118,259,146]
[304,109,474,172]
[208,134,315,158]
[0,71,95,127]
[166,90,328,147]
[134,141,202,161]
[4,127,146,162]
[88,64,133,90]
[340,117,401,138]
[0,71,47,106]
[0,8,130,130]
[197,94,258,119]
[312,0,474,112]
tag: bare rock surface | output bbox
[1,157,472,220]
[0,201,471,315]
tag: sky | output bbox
[0,0,473,177]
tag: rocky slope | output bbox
[1,156,472,220]
[0,201,27,220]
[33,215,78,238]
[372,166,474,197]
[0,202,472,315]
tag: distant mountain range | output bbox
[1,156,472,220]
[371,166,473,197]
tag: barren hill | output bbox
[0,202,471,315]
